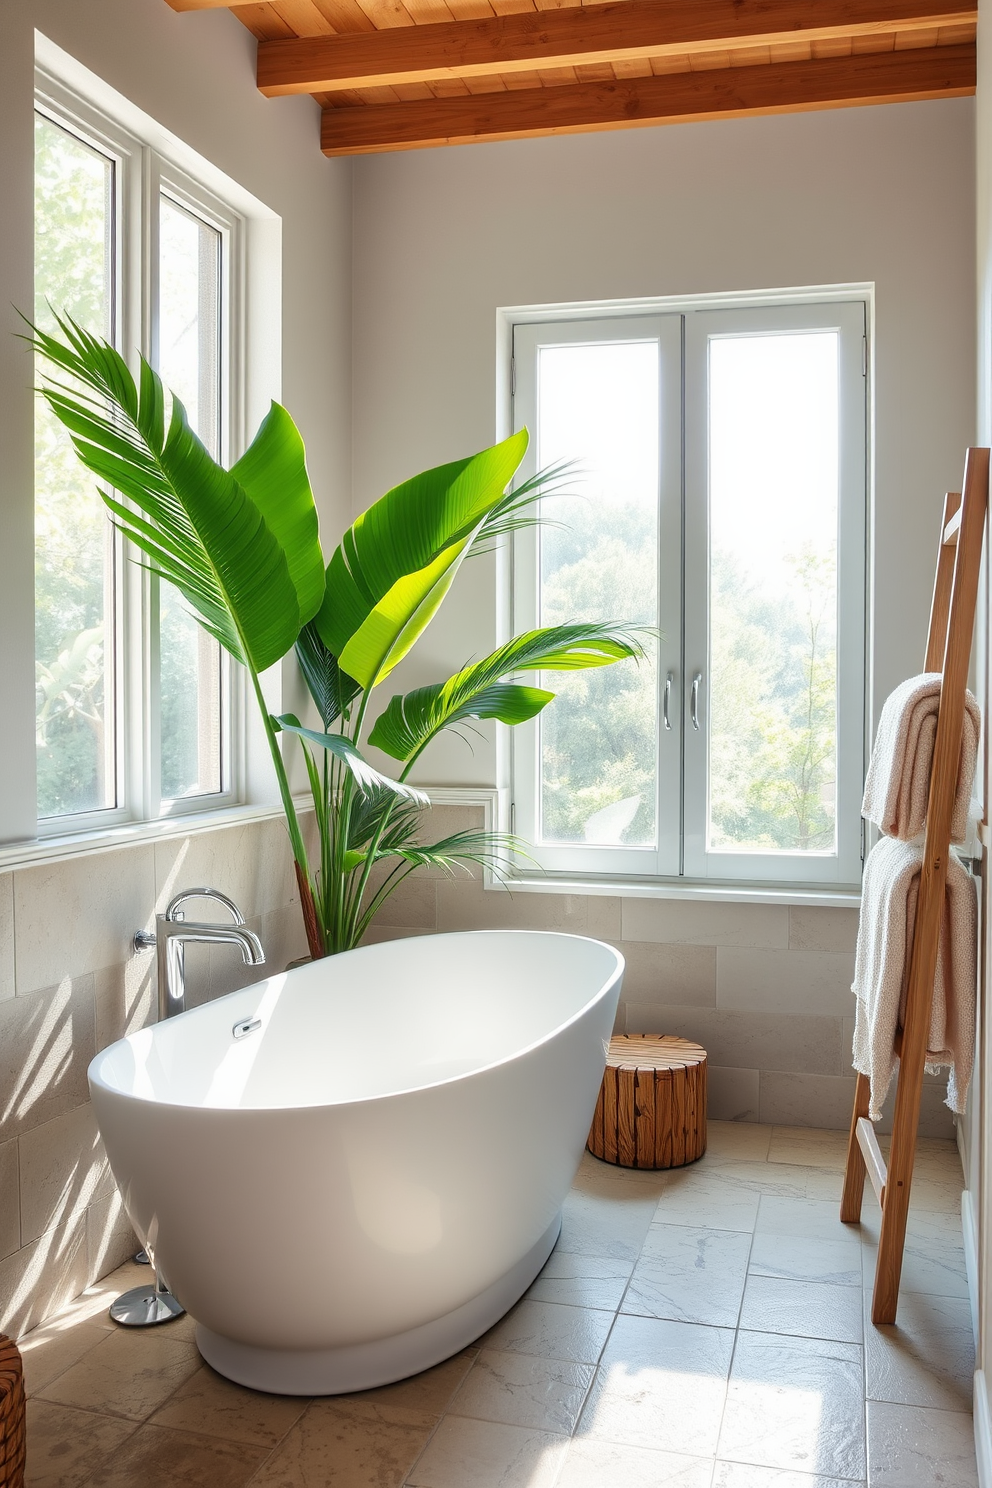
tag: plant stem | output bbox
[249,666,325,960]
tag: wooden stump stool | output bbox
[0,1336,25,1488]
[587,1034,707,1169]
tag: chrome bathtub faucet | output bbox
[114,889,265,1329]
[133,886,265,1021]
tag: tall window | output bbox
[33,81,241,831]
[511,300,867,889]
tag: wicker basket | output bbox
[0,1335,26,1488]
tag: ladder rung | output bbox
[856,1118,887,1206]
[943,505,962,545]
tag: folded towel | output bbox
[852,836,977,1120]
[862,673,980,844]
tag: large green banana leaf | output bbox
[315,431,528,689]
[368,623,643,766]
[295,622,361,729]
[30,315,323,673]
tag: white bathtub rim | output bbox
[89,929,625,1115]
[193,1212,563,1394]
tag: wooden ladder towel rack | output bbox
[840,445,989,1325]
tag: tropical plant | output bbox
[28,312,643,955]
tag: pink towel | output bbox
[852,836,977,1120]
[862,673,980,844]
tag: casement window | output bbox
[33,76,242,834]
[509,298,867,891]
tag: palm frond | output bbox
[368,622,647,766]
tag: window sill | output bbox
[497,874,862,910]
[0,797,307,874]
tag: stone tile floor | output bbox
[17,1121,977,1486]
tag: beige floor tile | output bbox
[624,1225,751,1327]
[249,1398,435,1486]
[718,1330,865,1480]
[756,1196,862,1246]
[37,1324,200,1421]
[578,1313,734,1456]
[345,1348,477,1423]
[860,1210,969,1299]
[149,1362,309,1446]
[652,1173,761,1233]
[558,1437,714,1486]
[739,1275,863,1344]
[681,1160,810,1199]
[19,1318,111,1395]
[712,1464,864,1487]
[405,1414,568,1487]
[23,1398,137,1488]
[866,1400,978,1486]
[703,1121,773,1163]
[767,1127,850,1171]
[556,1183,659,1262]
[526,1251,634,1312]
[748,1232,861,1287]
[482,1298,613,1364]
[864,1291,975,1411]
[803,1169,845,1202]
[447,1348,594,1433]
[81,1420,270,1486]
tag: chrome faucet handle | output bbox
[165,887,246,926]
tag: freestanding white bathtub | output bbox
[88,929,623,1394]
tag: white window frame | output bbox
[33,70,245,839]
[508,293,868,893]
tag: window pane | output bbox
[708,332,839,855]
[537,342,659,846]
[158,195,223,800]
[34,114,117,819]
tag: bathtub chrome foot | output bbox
[111,1270,186,1327]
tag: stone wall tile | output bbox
[708,1067,761,1123]
[0,873,12,1003]
[0,1215,88,1338]
[716,948,856,1017]
[617,941,717,1009]
[86,1190,138,1287]
[622,899,790,948]
[15,848,155,997]
[437,879,589,933]
[636,1007,844,1076]
[789,906,860,953]
[154,819,295,923]
[0,1139,19,1261]
[0,976,95,1144]
[18,1103,111,1246]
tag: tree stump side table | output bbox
[587,1034,707,1169]
[0,1335,25,1488]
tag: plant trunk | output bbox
[295,862,327,960]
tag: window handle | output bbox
[663,673,673,731]
[690,672,702,731]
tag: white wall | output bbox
[0,0,352,1333]
[352,101,976,788]
[349,100,976,1134]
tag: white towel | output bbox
[852,836,977,1120]
[862,673,980,844]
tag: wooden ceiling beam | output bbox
[319,41,975,152]
[164,0,247,9]
[259,0,975,95]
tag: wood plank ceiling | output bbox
[164,0,977,154]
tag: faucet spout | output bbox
[134,888,266,1021]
